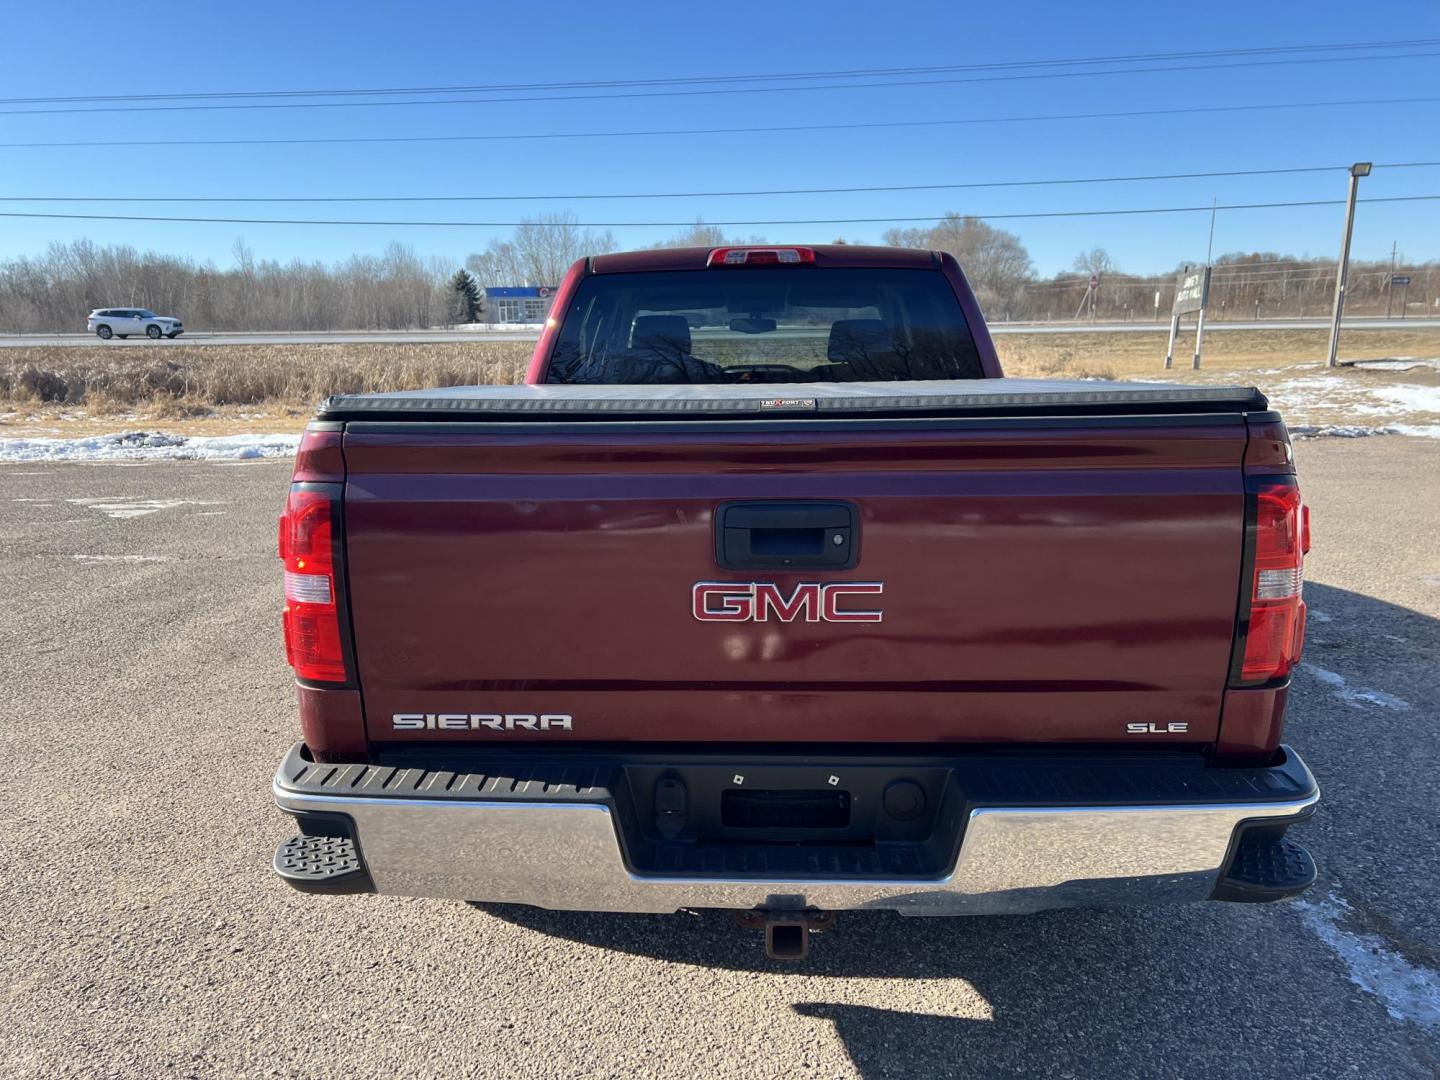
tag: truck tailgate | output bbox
[334,382,1255,746]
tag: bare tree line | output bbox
[0,238,454,333]
[464,213,619,290]
[883,214,1035,316]
[0,213,1434,333]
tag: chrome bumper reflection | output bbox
[274,778,1318,916]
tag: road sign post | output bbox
[1390,274,1412,319]
[1164,313,1180,370]
[1165,265,1211,370]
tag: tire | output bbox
[95,325,113,340]
[146,324,162,339]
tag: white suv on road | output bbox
[88,308,184,340]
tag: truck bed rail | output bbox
[316,378,1269,423]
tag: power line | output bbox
[0,194,1435,229]
[3,162,1435,205]
[4,39,1434,106]
[3,96,1434,151]
[3,51,1437,116]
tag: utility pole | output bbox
[1193,200,1216,370]
[1327,162,1371,367]
[1205,199,1218,264]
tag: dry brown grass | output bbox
[1,327,1436,438]
[998,327,1440,380]
[0,341,533,410]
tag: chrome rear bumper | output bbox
[272,745,1318,916]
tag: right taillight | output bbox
[1233,479,1307,685]
[279,485,348,684]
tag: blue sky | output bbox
[1,0,1437,276]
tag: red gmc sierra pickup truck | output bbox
[272,245,1317,958]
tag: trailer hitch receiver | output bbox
[734,908,837,960]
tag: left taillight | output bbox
[279,485,348,684]
[1232,478,1308,685]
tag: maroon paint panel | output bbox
[341,420,1247,745]
[291,428,345,483]
[1215,684,1290,757]
[1242,417,1296,475]
[297,683,367,759]
[525,258,587,384]
[589,244,939,275]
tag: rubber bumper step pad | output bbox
[274,834,374,895]
[1211,835,1316,903]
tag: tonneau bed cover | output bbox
[317,378,1269,422]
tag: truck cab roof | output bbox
[589,245,941,274]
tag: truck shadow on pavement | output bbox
[477,582,1438,1077]
[479,900,1423,1076]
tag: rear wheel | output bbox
[95,325,112,340]
[146,324,162,339]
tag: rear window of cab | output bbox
[546,267,983,384]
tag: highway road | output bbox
[994,316,1440,333]
[1,436,1438,1077]
[1,317,1437,348]
[0,329,542,348]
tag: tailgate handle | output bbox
[716,501,859,570]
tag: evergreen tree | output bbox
[448,267,482,324]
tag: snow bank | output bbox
[1367,384,1440,412]
[0,431,300,462]
[440,322,542,334]
[1347,357,1440,373]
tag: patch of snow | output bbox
[68,497,225,520]
[71,554,174,563]
[1367,384,1440,412]
[1392,424,1440,438]
[0,431,300,462]
[1296,892,1440,1029]
[1291,425,1401,439]
[1288,423,1440,440]
[1263,370,1440,435]
[1349,358,1440,372]
[1300,663,1411,711]
[439,322,543,334]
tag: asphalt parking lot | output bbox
[1,437,1437,1078]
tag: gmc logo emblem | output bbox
[692,581,884,623]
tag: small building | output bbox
[484,285,558,324]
